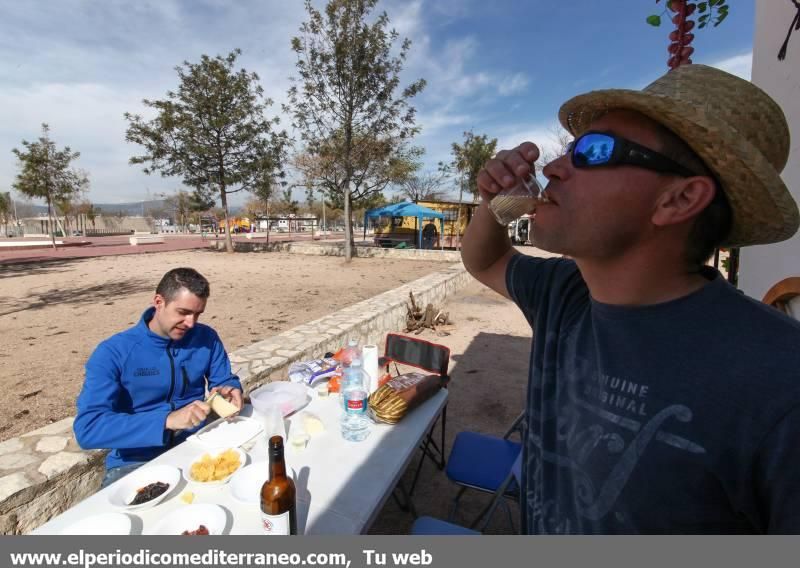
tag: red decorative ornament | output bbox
[667,1,695,69]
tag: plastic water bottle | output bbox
[340,358,370,442]
[341,339,361,367]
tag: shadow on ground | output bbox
[0,257,95,280]
[368,331,531,535]
[0,277,152,317]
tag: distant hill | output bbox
[18,199,248,217]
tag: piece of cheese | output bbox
[180,491,195,504]
[303,413,325,437]
[207,392,238,418]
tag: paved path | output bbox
[0,232,346,264]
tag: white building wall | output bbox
[740,0,800,300]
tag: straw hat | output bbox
[558,64,798,247]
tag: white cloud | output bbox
[0,0,538,205]
[498,73,530,96]
[0,0,305,204]
[708,52,752,80]
[416,109,472,133]
[631,50,753,91]
[496,121,571,164]
[388,0,424,38]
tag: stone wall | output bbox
[0,262,471,534]
[229,262,470,387]
[215,240,464,262]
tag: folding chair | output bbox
[411,452,523,535]
[410,516,480,535]
[380,333,451,497]
[446,411,525,530]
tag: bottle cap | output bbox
[268,435,285,459]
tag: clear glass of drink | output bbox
[488,171,547,226]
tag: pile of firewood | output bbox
[405,291,453,335]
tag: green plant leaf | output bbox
[699,22,707,28]
[698,2,708,13]
[709,0,719,6]
[646,14,662,26]
[715,11,728,25]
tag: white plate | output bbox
[193,416,263,449]
[146,503,227,535]
[183,447,247,486]
[107,464,180,510]
[228,463,268,506]
[61,512,132,535]
[250,382,311,417]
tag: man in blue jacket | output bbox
[74,267,243,487]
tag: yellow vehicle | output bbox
[218,217,252,233]
[370,201,478,248]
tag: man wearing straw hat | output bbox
[462,64,800,533]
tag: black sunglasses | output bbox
[567,131,698,178]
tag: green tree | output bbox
[12,124,89,248]
[399,171,449,202]
[124,49,289,253]
[243,196,265,220]
[280,187,300,216]
[75,200,99,233]
[536,125,573,168]
[450,130,498,203]
[81,201,99,231]
[250,163,287,229]
[161,190,193,232]
[447,130,498,248]
[287,0,426,260]
[54,195,77,236]
[0,192,13,236]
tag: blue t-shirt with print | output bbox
[506,254,800,534]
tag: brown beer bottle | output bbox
[260,435,298,535]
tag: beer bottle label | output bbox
[261,510,291,535]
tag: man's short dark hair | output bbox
[156,268,210,302]
[653,124,733,271]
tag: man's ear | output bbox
[651,176,717,228]
[153,293,166,309]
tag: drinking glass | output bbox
[488,171,547,226]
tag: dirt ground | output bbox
[369,279,533,534]
[0,250,447,441]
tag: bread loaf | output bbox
[368,372,443,424]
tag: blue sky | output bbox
[0,0,755,205]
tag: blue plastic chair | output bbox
[411,451,523,535]
[445,412,525,530]
[410,516,480,535]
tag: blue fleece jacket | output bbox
[74,307,242,470]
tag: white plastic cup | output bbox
[288,418,309,451]
[255,404,286,441]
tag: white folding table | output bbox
[32,389,448,535]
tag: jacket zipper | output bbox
[166,342,176,403]
[181,366,189,398]
[166,341,177,447]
